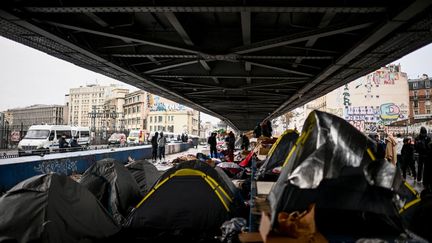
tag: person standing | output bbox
[401,137,416,180]
[415,127,431,183]
[58,134,69,152]
[158,132,167,162]
[385,133,397,166]
[396,133,404,169]
[227,131,235,162]
[253,123,262,138]
[151,132,159,162]
[208,133,217,158]
[241,134,250,151]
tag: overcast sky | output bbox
[1,36,431,122]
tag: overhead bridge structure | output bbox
[1,1,432,130]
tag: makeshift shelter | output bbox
[125,160,240,238]
[126,160,160,195]
[258,129,299,180]
[0,173,119,243]
[79,158,142,225]
[268,110,412,240]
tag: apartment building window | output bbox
[137,106,140,113]
[414,101,418,108]
[137,95,140,101]
[150,125,152,131]
[426,81,431,88]
[150,116,153,123]
[414,90,418,99]
[158,116,162,122]
[128,108,131,114]
[426,90,430,99]
[413,82,418,89]
[426,101,431,114]
[132,107,136,113]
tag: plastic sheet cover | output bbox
[268,110,409,237]
[79,158,142,225]
[0,174,119,243]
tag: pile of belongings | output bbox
[172,154,197,164]
[268,110,429,242]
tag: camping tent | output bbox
[258,129,299,180]
[126,160,160,195]
[268,111,410,239]
[0,173,119,243]
[79,158,142,225]
[125,160,240,239]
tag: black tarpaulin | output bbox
[0,173,119,243]
[126,160,160,195]
[268,110,408,238]
[79,158,142,225]
[258,129,299,180]
[125,161,239,235]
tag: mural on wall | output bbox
[150,96,187,112]
[328,64,409,133]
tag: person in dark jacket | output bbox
[208,133,217,158]
[253,123,262,138]
[401,137,416,180]
[415,127,431,184]
[58,134,69,152]
[227,131,235,162]
[70,136,81,149]
[241,134,250,151]
[151,132,159,162]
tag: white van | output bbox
[71,126,91,147]
[17,125,72,156]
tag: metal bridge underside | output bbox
[1,1,432,130]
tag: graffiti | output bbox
[349,120,365,132]
[343,85,351,106]
[150,96,187,111]
[344,106,380,122]
[344,103,406,123]
[34,158,78,175]
[364,122,378,133]
[380,103,401,121]
[366,69,399,86]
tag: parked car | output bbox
[108,133,126,145]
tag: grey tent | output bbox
[268,111,413,240]
[126,160,160,195]
[258,129,299,180]
[79,158,142,225]
[0,173,119,243]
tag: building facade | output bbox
[147,110,200,135]
[67,84,128,130]
[289,64,410,133]
[6,104,65,131]
[146,95,199,135]
[408,74,432,123]
[123,90,150,131]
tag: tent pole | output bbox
[249,155,257,232]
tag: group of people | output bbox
[253,120,273,138]
[58,134,81,151]
[207,131,250,162]
[150,132,167,162]
[372,127,431,190]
